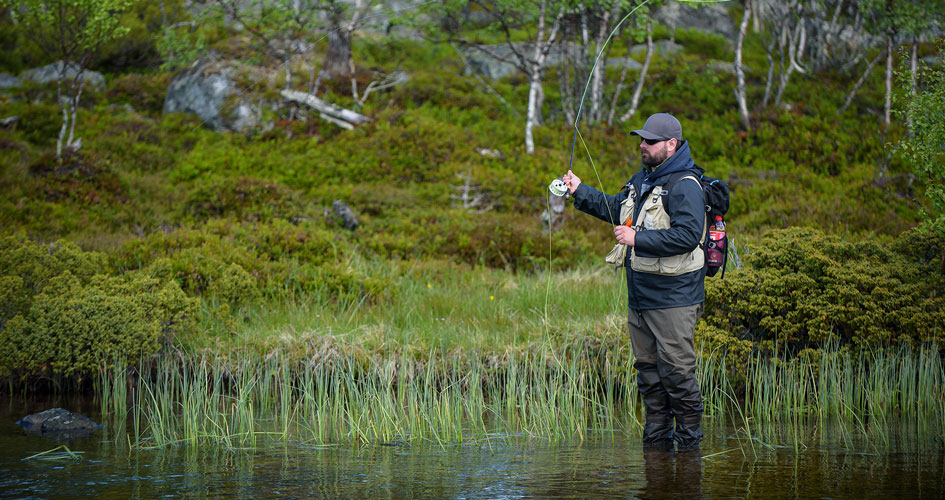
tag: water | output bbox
[2,396,944,499]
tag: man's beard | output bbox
[641,148,668,167]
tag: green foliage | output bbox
[3,0,136,157]
[894,42,945,235]
[106,73,172,114]
[0,270,196,377]
[0,236,197,377]
[704,227,945,352]
[0,235,107,326]
[90,0,173,69]
[182,176,304,222]
[119,218,393,305]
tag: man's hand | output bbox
[614,225,636,246]
[562,170,581,194]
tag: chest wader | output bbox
[623,176,706,452]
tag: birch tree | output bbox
[893,43,945,244]
[213,0,321,90]
[443,0,568,154]
[3,0,134,159]
[861,0,941,128]
[734,0,751,130]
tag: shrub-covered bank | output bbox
[1,20,943,388]
[2,226,942,385]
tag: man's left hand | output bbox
[614,225,635,246]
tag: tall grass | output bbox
[88,264,945,452]
[96,341,945,453]
[104,344,640,448]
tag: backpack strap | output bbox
[665,173,707,247]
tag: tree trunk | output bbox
[837,51,882,115]
[588,2,618,125]
[324,29,352,77]
[523,2,561,154]
[735,0,751,131]
[281,89,370,127]
[618,21,652,123]
[907,39,918,133]
[774,18,798,106]
[762,34,776,107]
[884,33,893,127]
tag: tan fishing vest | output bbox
[623,175,706,276]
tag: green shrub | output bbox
[0,270,197,377]
[119,218,394,304]
[106,73,172,114]
[183,176,304,222]
[0,235,107,325]
[704,227,945,351]
[25,150,127,206]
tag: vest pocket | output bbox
[630,248,704,276]
[629,249,661,273]
[657,253,689,275]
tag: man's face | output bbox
[640,138,676,167]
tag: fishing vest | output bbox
[628,175,706,276]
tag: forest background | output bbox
[0,0,943,390]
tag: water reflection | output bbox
[640,448,702,500]
[2,397,945,499]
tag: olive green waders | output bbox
[628,304,704,451]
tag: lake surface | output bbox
[2,396,943,499]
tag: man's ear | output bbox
[668,138,678,154]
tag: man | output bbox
[562,112,706,451]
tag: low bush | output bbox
[0,237,197,378]
[0,236,107,327]
[704,227,945,352]
[0,271,196,378]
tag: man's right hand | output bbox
[563,170,581,194]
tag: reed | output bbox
[96,340,945,454]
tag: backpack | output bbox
[669,171,730,278]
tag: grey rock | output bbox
[0,116,18,128]
[163,59,259,133]
[706,60,751,75]
[19,61,106,89]
[462,42,578,80]
[0,73,21,88]
[475,147,504,160]
[628,40,684,59]
[605,57,643,71]
[333,200,359,230]
[653,2,736,41]
[17,408,100,439]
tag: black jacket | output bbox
[572,140,706,310]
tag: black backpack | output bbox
[669,171,730,278]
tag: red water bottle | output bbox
[707,215,725,268]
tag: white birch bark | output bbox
[735,0,752,130]
[524,2,562,154]
[618,21,652,123]
[837,51,882,115]
[884,33,893,127]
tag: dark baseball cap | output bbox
[630,113,682,141]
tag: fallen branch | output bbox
[280,89,370,128]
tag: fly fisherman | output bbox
[562,113,706,452]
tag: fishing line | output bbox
[547,0,724,337]
[565,0,724,223]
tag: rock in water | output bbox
[17,408,100,439]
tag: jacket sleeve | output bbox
[634,178,704,257]
[572,183,624,226]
